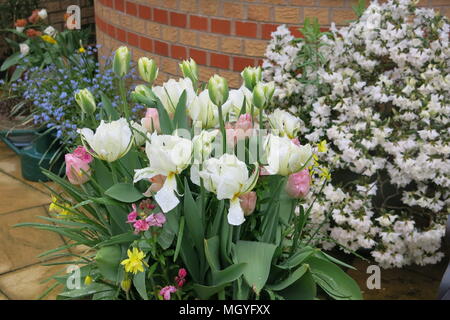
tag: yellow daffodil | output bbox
[41,35,57,44]
[84,275,93,285]
[318,140,328,153]
[319,167,331,180]
[120,248,148,274]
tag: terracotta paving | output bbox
[0,141,447,300]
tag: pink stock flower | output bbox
[126,204,138,224]
[141,108,161,133]
[175,268,187,287]
[65,149,92,185]
[133,219,150,233]
[146,213,166,227]
[239,191,257,216]
[286,169,311,199]
[160,285,177,300]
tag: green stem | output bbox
[217,104,227,154]
[118,78,129,118]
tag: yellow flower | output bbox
[318,140,328,153]
[41,35,57,44]
[49,196,72,217]
[84,275,93,285]
[121,279,131,291]
[120,248,148,274]
[78,47,85,53]
[319,167,331,180]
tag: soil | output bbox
[0,96,37,131]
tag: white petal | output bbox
[154,175,179,212]
[227,198,245,226]
[133,167,157,183]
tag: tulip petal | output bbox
[134,167,157,183]
[154,174,179,213]
[228,198,245,226]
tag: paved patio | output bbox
[0,140,447,300]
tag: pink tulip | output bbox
[65,153,91,185]
[72,146,93,163]
[141,108,161,133]
[235,114,253,132]
[225,114,254,147]
[145,213,166,227]
[160,285,177,300]
[239,191,257,216]
[286,169,311,199]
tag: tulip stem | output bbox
[119,78,129,118]
[217,104,226,154]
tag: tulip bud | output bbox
[141,108,161,133]
[208,75,229,107]
[75,88,96,114]
[121,279,131,291]
[285,169,311,199]
[19,43,30,56]
[138,57,158,84]
[241,66,262,91]
[252,82,275,109]
[179,58,198,87]
[113,46,131,77]
[240,191,257,216]
[131,84,154,106]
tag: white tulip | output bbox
[131,121,147,147]
[269,109,301,139]
[193,154,258,226]
[38,9,48,20]
[78,118,132,162]
[222,86,254,120]
[134,133,193,213]
[16,26,25,33]
[44,26,57,37]
[188,90,221,129]
[192,129,218,162]
[19,43,30,56]
[264,134,313,176]
[152,78,196,116]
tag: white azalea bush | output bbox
[264,0,450,268]
[19,47,363,300]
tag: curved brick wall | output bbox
[95,0,450,87]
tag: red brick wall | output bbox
[95,0,450,87]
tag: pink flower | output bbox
[141,108,161,133]
[286,169,311,199]
[239,192,257,216]
[143,174,166,196]
[291,138,301,146]
[235,114,253,132]
[133,219,150,233]
[72,146,93,163]
[225,114,254,147]
[139,199,156,211]
[65,153,91,185]
[126,204,138,224]
[146,213,166,227]
[160,285,177,300]
[259,166,271,176]
[175,268,187,287]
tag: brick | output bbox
[114,0,124,11]
[171,45,187,60]
[170,12,187,28]
[190,15,208,31]
[290,0,315,5]
[189,48,207,65]
[117,28,126,42]
[162,0,177,9]
[199,0,219,16]
[107,24,116,37]
[274,7,300,24]
[244,39,267,57]
[304,8,330,25]
[154,8,168,24]
[223,2,245,19]
[221,70,241,88]
[139,5,152,20]
[233,57,255,72]
[140,36,153,52]
[127,32,139,47]
[199,34,219,51]
[210,53,230,69]
[247,5,271,22]
[221,37,243,55]
[132,16,145,34]
[154,40,169,56]
[211,18,231,35]
[289,26,302,38]
[318,0,345,6]
[162,26,178,42]
[105,0,113,8]
[126,1,137,16]
[332,9,356,25]
[146,22,161,38]
[179,0,198,13]
[198,66,216,83]
[262,23,279,39]
[179,29,197,46]
[235,21,257,38]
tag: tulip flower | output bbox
[225,114,254,147]
[131,121,147,146]
[75,88,96,114]
[208,75,229,107]
[193,154,259,226]
[179,58,198,87]
[134,133,193,213]
[38,9,48,20]
[285,169,311,199]
[152,78,196,116]
[241,66,262,91]
[141,108,161,133]
[222,86,254,120]
[269,108,302,139]
[65,153,91,185]
[78,118,133,162]
[113,46,131,77]
[19,43,30,56]
[252,81,275,109]
[15,19,27,33]
[240,191,257,216]
[192,130,218,162]
[138,57,158,84]
[131,84,154,106]
[188,90,221,129]
[44,26,57,37]
[264,134,313,176]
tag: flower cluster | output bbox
[265,0,450,268]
